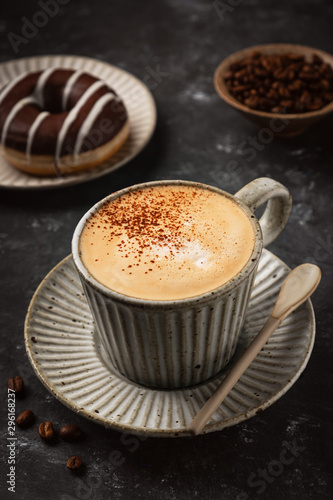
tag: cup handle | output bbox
[235,177,292,247]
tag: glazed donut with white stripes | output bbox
[0,68,129,176]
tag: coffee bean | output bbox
[300,90,311,103]
[271,106,284,113]
[254,67,268,78]
[287,70,295,80]
[320,79,330,89]
[17,410,35,428]
[288,62,303,71]
[278,86,291,98]
[288,79,303,91]
[224,50,333,113]
[232,84,250,93]
[280,99,294,109]
[66,456,83,470]
[60,424,84,442]
[298,71,319,81]
[288,53,304,61]
[320,64,332,78]
[307,101,324,111]
[244,95,259,108]
[223,70,233,81]
[234,69,247,80]
[274,68,290,81]
[266,89,279,100]
[303,64,313,72]
[8,376,24,397]
[39,421,54,441]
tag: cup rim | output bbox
[71,179,263,308]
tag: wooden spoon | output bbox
[188,263,321,436]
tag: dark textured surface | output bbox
[0,1,332,499]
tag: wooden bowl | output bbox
[214,44,333,137]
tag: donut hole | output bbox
[42,102,65,115]
[42,86,67,115]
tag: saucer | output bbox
[25,250,315,437]
[0,55,156,189]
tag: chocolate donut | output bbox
[0,68,129,176]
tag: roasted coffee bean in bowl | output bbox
[214,44,333,137]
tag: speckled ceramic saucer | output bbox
[0,55,156,189]
[25,250,315,437]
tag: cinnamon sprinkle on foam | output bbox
[80,185,255,300]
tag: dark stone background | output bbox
[0,0,332,499]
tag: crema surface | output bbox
[79,185,255,300]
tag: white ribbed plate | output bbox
[0,55,156,189]
[25,250,315,437]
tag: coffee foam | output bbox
[79,184,255,300]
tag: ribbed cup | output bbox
[80,270,256,388]
[72,179,270,390]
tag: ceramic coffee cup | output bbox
[72,178,291,389]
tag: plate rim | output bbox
[24,251,316,437]
[0,54,157,190]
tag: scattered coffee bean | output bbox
[224,51,333,113]
[17,410,35,428]
[39,421,55,441]
[60,424,84,442]
[8,376,24,397]
[66,456,83,470]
